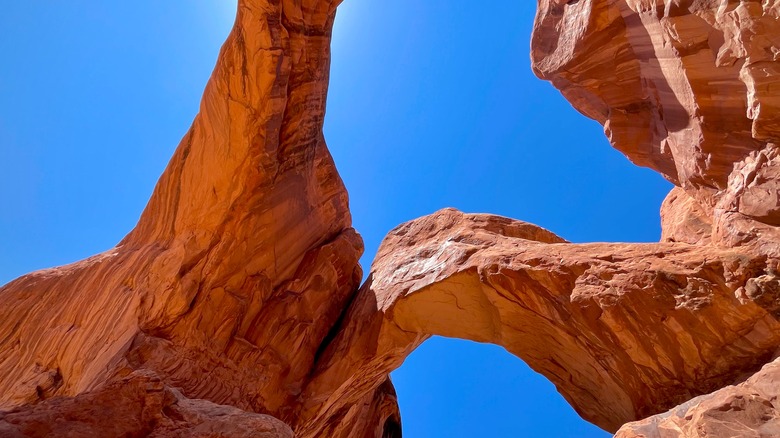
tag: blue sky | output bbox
[0,2,672,436]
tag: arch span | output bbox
[298,209,780,435]
[1,1,780,437]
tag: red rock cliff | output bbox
[532,0,780,254]
[1,1,779,437]
[1,0,371,436]
[530,1,780,435]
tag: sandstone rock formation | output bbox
[0,372,294,438]
[1,0,368,435]
[297,208,780,435]
[532,0,780,256]
[529,1,780,434]
[1,0,779,437]
[615,355,780,438]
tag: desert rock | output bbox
[615,355,780,438]
[0,371,294,438]
[0,0,364,433]
[531,0,780,256]
[1,0,779,437]
[298,208,780,435]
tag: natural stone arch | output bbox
[296,208,780,435]
[0,0,779,437]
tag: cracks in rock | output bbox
[166,128,194,241]
[234,26,250,97]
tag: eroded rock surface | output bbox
[532,0,780,256]
[1,0,779,437]
[615,355,780,438]
[298,209,780,434]
[301,0,780,435]
[527,0,780,433]
[0,0,364,434]
[0,371,294,438]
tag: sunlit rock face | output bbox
[1,0,779,437]
[531,0,780,435]
[297,208,780,434]
[615,355,780,438]
[0,371,295,438]
[0,0,367,435]
[532,0,779,189]
[532,0,780,255]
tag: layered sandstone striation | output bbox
[297,208,780,435]
[532,0,780,255]
[0,372,294,438]
[0,0,367,435]
[615,355,780,437]
[1,0,780,437]
[528,0,780,434]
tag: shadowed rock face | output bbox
[1,0,779,437]
[532,0,780,255]
[0,371,294,438]
[615,354,780,438]
[529,0,780,435]
[298,209,780,435]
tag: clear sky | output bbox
[0,1,672,437]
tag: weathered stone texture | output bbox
[0,371,294,438]
[532,0,780,256]
[297,208,780,435]
[615,356,780,438]
[1,0,779,437]
[0,0,360,434]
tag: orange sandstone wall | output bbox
[1,1,779,437]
